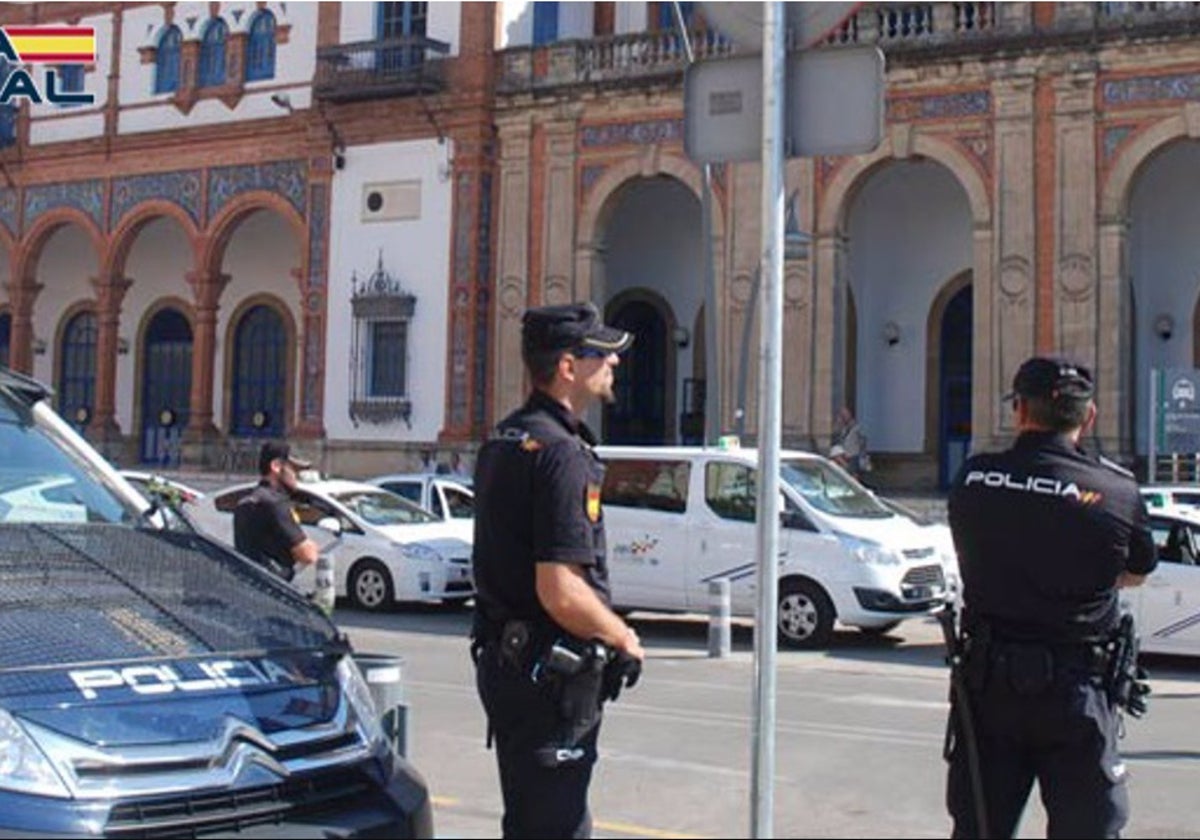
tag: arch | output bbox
[222,294,297,436]
[202,192,306,278]
[818,133,991,236]
[603,288,678,445]
[136,302,194,464]
[577,155,725,249]
[106,201,202,279]
[18,209,105,282]
[1101,114,1189,221]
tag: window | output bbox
[369,320,409,397]
[705,461,757,522]
[601,459,690,514]
[230,305,287,437]
[57,64,84,92]
[154,25,181,93]
[349,254,416,426]
[245,10,277,82]
[657,1,694,30]
[380,481,421,504]
[376,2,428,70]
[198,18,228,88]
[532,2,559,45]
[58,311,98,429]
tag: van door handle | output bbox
[701,538,707,553]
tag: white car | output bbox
[199,479,474,611]
[877,496,960,603]
[1140,485,1200,520]
[1127,510,1200,656]
[367,472,474,543]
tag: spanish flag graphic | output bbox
[4,27,95,63]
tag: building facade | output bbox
[1,2,1199,488]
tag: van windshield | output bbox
[781,458,893,519]
[0,387,138,525]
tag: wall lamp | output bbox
[116,337,130,355]
[882,321,901,347]
[31,337,46,355]
[672,326,691,349]
[1155,313,1174,342]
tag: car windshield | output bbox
[780,457,893,519]
[0,387,138,525]
[331,489,440,526]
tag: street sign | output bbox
[699,2,862,49]
[684,45,885,163]
[1158,368,1200,453]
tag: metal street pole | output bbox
[751,2,785,838]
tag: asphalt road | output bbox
[335,605,1200,839]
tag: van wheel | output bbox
[778,579,835,649]
[859,621,902,637]
[349,559,394,611]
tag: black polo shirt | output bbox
[472,390,610,628]
[949,431,1157,642]
[232,481,307,581]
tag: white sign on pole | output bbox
[684,45,885,164]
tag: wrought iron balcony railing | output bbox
[314,35,450,103]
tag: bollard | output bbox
[352,652,408,758]
[708,578,732,658]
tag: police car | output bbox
[596,444,951,648]
[1140,484,1200,521]
[0,367,433,836]
[1128,509,1200,656]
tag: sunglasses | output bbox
[571,346,611,359]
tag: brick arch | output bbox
[17,209,105,283]
[201,191,306,278]
[578,154,725,248]
[817,133,991,236]
[220,293,298,433]
[1101,114,1188,221]
[106,200,203,279]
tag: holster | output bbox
[534,637,608,768]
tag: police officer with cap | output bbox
[233,441,319,582]
[945,356,1156,838]
[471,301,645,839]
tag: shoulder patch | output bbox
[1097,454,1134,479]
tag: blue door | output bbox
[140,308,192,465]
[377,2,427,69]
[59,311,98,431]
[939,285,972,488]
[604,301,667,445]
[230,305,286,438]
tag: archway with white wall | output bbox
[843,158,974,476]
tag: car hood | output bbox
[818,511,940,553]
[372,523,472,555]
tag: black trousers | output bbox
[476,647,601,839]
[946,658,1128,838]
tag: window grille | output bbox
[349,251,417,427]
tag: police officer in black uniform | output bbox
[233,441,319,582]
[471,302,646,839]
[946,356,1157,838]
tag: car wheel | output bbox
[778,579,835,649]
[858,621,902,637]
[349,559,394,611]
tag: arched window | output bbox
[140,308,193,464]
[154,25,181,94]
[230,305,286,437]
[198,18,228,88]
[59,311,97,430]
[245,10,276,82]
[0,312,10,369]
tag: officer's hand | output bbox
[618,625,645,662]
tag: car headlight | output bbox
[0,708,70,798]
[837,534,901,566]
[336,657,386,749]
[398,542,440,563]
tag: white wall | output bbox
[846,159,972,453]
[340,2,461,55]
[29,226,100,388]
[1130,139,1200,454]
[119,2,317,135]
[24,10,113,144]
[324,138,454,443]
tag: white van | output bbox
[596,445,954,648]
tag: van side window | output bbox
[601,459,689,513]
[705,462,757,522]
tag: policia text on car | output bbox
[470,302,646,839]
[944,356,1157,839]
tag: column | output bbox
[3,274,39,375]
[88,272,132,453]
[543,110,581,303]
[183,269,229,456]
[492,116,534,422]
[811,232,849,449]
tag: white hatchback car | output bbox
[1128,510,1200,657]
[199,479,475,611]
[367,473,474,544]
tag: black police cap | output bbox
[1004,356,1094,402]
[258,441,312,475]
[521,301,633,356]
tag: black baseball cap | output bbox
[1004,356,1094,402]
[521,302,633,357]
[258,441,312,475]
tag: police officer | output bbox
[233,441,319,582]
[946,356,1157,838]
[471,301,646,839]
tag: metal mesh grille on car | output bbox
[0,523,337,670]
[901,564,945,588]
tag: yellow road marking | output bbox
[430,795,706,839]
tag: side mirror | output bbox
[315,516,343,536]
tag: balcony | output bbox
[496,29,733,96]
[314,36,450,103]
